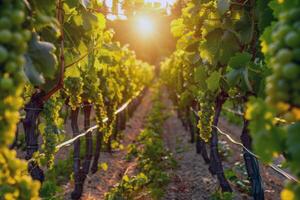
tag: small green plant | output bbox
[224,163,250,194]
[106,86,176,200]
[210,191,234,200]
[39,181,63,200]
[126,143,138,161]
[218,140,232,160]
[40,155,73,199]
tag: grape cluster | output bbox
[103,102,117,143]
[197,93,215,142]
[95,91,107,132]
[0,1,40,199]
[64,77,83,110]
[0,148,40,200]
[0,0,30,146]
[40,97,63,168]
[265,8,300,120]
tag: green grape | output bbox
[0,29,12,43]
[10,10,25,25]
[0,77,14,90]
[64,77,83,110]
[40,96,63,168]
[0,45,8,63]
[0,1,40,199]
[285,31,300,48]
[275,49,293,64]
[264,7,300,112]
[197,92,215,142]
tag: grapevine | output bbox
[197,92,215,142]
[0,0,40,199]
[1,0,300,199]
[246,0,300,198]
[39,95,64,168]
[263,7,300,121]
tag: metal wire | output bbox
[223,107,289,124]
[27,89,143,163]
[55,98,132,150]
[212,125,300,184]
[191,108,300,183]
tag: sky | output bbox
[104,0,177,8]
[103,0,177,19]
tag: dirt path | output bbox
[161,88,283,200]
[61,89,153,200]
[48,86,283,199]
[161,92,218,200]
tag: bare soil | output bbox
[161,89,284,200]
[63,89,154,200]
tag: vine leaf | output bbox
[200,29,223,66]
[228,52,252,69]
[235,13,253,44]
[65,66,81,77]
[226,52,253,91]
[24,33,58,86]
[226,69,241,87]
[194,67,207,90]
[206,70,221,92]
[24,55,45,85]
[201,29,239,66]
[171,18,185,38]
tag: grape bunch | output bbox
[40,97,63,168]
[0,1,40,199]
[64,77,83,110]
[197,93,215,142]
[0,0,30,145]
[265,8,300,121]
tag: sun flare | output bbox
[136,16,155,36]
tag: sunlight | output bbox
[104,0,177,8]
[136,15,155,36]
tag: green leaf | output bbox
[194,67,207,90]
[242,68,253,92]
[200,29,223,65]
[228,52,252,69]
[99,162,108,171]
[171,18,185,38]
[24,55,45,86]
[217,0,230,15]
[123,175,130,182]
[225,69,241,87]
[26,33,58,80]
[234,13,253,44]
[200,29,240,66]
[219,31,240,65]
[65,66,81,77]
[206,70,221,92]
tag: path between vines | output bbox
[59,88,283,200]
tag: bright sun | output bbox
[136,16,155,36]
